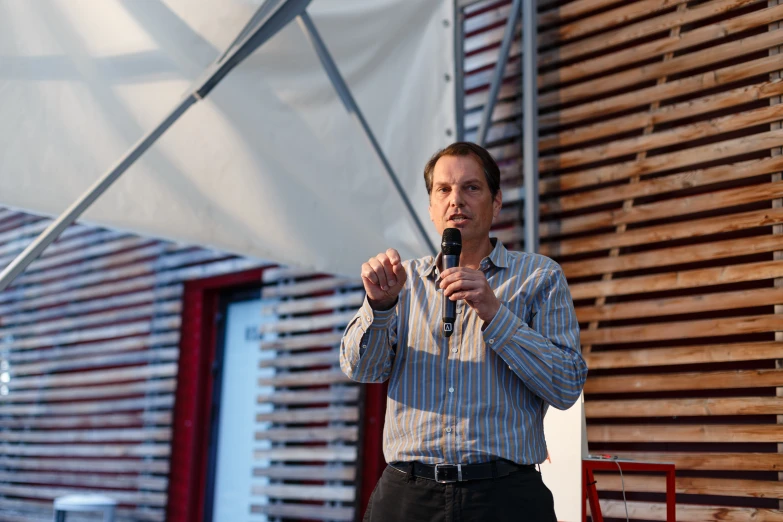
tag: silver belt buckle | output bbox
[434,463,462,483]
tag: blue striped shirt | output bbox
[340,239,587,465]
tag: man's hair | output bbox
[423,142,501,198]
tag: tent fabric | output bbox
[0,0,455,276]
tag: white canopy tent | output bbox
[0,0,456,285]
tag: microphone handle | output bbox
[442,254,459,337]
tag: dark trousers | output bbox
[363,464,557,522]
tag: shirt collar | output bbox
[422,237,509,278]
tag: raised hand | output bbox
[361,248,407,311]
[439,267,501,324]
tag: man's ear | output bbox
[493,189,502,219]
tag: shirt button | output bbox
[445,427,452,433]
[449,387,454,393]
[488,339,494,344]
[361,344,367,349]
[451,348,458,353]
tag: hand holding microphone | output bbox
[361,248,407,311]
[440,229,501,329]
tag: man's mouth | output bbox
[449,215,469,223]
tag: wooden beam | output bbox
[586,368,783,394]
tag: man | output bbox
[340,142,587,521]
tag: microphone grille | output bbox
[441,228,462,255]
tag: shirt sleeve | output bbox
[482,266,587,410]
[339,296,398,383]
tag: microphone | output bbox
[441,228,461,337]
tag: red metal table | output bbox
[582,458,675,522]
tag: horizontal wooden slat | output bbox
[254,447,356,462]
[0,470,167,491]
[256,406,358,423]
[260,332,344,352]
[542,129,783,194]
[8,363,178,391]
[2,286,182,329]
[576,287,783,323]
[580,314,783,345]
[2,317,181,352]
[561,234,783,279]
[0,412,171,429]
[596,499,783,521]
[259,350,340,369]
[0,428,170,443]
[262,277,360,298]
[588,424,783,443]
[547,155,783,217]
[543,204,783,257]
[257,387,359,405]
[0,395,173,416]
[7,332,179,364]
[255,426,357,442]
[261,291,364,315]
[0,443,169,458]
[258,311,355,334]
[570,257,783,299]
[609,452,783,471]
[586,397,783,418]
[252,484,354,502]
[0,457,169,474]
[593,473,783,499]
[0,378,176,403]
[586,369,783,394]
[251,503,353,522]
[585,341,783,370]
[258,370,350,387]
[9,348,179,378]
[252,465,355,481]
[548,181,783,238]
[0,302,181,338]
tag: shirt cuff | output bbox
[360,296,397,329]
[482,303,525,350]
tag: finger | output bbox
[387,248,402,266]
[368,257,390,290]
[361,262,379,287]
[378,254,397,287]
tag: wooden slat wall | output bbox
[254,268,363,521]
[0,209,265,522]
[462,0,783,518]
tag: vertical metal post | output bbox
[297,10,437,255]
[454,1,466,141]
[522,0,539,253]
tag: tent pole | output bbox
[522,0,539,254]
[297,11,437,256]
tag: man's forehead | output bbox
[432,155,486,184]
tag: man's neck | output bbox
[458,237,494,269]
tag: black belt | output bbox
[389,460,535,483]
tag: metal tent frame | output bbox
[0,0,438,292]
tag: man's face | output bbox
[428,154,502,245]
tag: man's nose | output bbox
[449,188,465,207]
